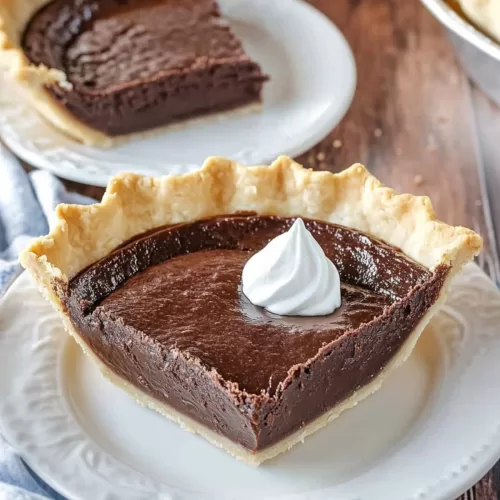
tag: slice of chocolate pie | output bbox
[20,156,482,464]
[0,0,268,146]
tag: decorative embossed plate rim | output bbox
[0,0,356,187]
[1,265,500,500]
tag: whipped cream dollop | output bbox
[241,218,341,316]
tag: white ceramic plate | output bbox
[1,265,500,500]
[0,0,356,187]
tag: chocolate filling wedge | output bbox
[20,156,482,464]
[0,0,268,146]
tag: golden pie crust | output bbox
[19,156,482,463]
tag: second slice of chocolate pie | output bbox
[0,0,268,146]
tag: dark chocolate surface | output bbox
[66,215,448,452]
[22,0,267,135]
[98,250,393,394]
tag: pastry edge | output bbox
[20,156,482,290]
[0,0,262,146]
[36,267,449,465]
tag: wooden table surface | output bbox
[19,0,500,498]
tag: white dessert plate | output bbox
[1,264,500,500]
[0,0,356,187]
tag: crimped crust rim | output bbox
[20,155,482,294]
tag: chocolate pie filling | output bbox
[22,0,268,136]
[65,215,448,452]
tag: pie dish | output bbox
[19,156,482,465]
[422,0,500,107]
[456,0,500,42]
[0,0,268,147]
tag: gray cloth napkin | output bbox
[0,143,95,500]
